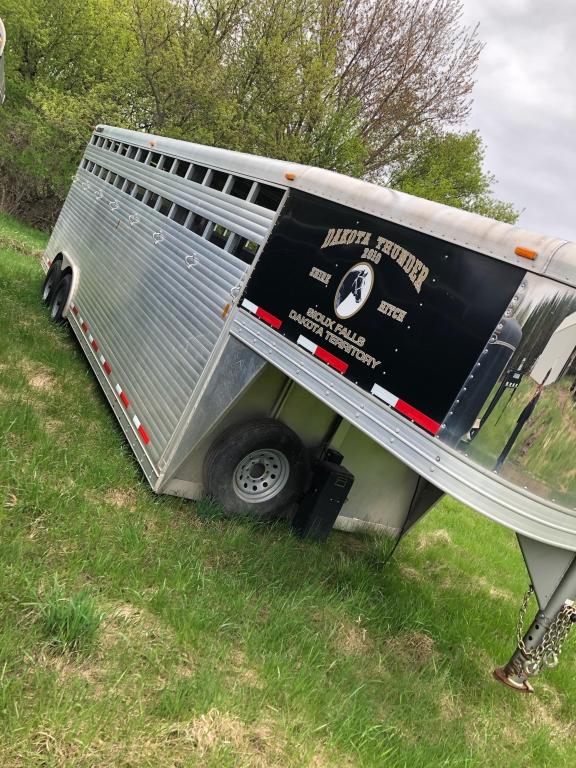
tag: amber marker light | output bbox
[514,246,537,260]
[221,303,231,319]
[285,172,296,181]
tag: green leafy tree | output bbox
[0,0,143,224]
[0,0,515,227]
[387,130,519,223]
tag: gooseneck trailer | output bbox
[42,125,576,691]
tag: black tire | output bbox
[49,273,72,324]
[41,260,62,305]
[203,418,309,518]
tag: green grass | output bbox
[32,580,104,652]
[1,212,576,766]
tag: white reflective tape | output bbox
[88,334,94,344]
[371,383,398,407]
[132,414,141,429]
[297,335,317,354]
[241,298,258,314]
[99,354,105,365]
[115,384,122,395]
[79,317,84,326]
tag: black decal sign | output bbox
[242,191,524,432]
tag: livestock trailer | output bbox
[42,125,576,692]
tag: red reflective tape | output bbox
[137,424,150,445]
[72,305,79,316]
[120,391,130,408]
[315,346,348,374]
[103,360,112,375]
[395,400,441,435]
[91,339,99,352]
[81,321,88,332]
[255,307,282,330]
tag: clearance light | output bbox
[285,172,296,181]
[221,303,231,319]
[514,246,537,260]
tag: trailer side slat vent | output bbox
[71,302,152,447]
[88,132,285,213]
[82,155,275,266]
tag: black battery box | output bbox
[292,457,354,543]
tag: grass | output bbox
[33,580,104,652]
[1,211,576,766]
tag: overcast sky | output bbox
[461,0,576,241]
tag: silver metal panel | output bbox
[546,241,576,289]
[43,135,285,468]
[331,424,422,531]
[96,125,576,280]
[166,364,289,490]
[231,310,576,551]
[517,535,576,609]
[68,305,160,486]
[158,336,268,483]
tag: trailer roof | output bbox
[97,125,576,287]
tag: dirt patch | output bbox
[488,586,514,601]
[103,489,138,509]
[469,575,514,602]
[524,694,575,740]
[17,359,56,392]
[25,648,106,696]
[45,419,64,434]
[227,649,264,689]
[385,631,435,669]
[100,601,176,653]
[416,529,452,551]
[438,691,462,722]
[398,564,422,582]
[332,620,371,656]
[159,709,284,765]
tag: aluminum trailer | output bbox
[42,125,576,691]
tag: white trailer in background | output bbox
[42,125,576,691]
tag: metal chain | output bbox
[516,585,576,674]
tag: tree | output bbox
[0,0,511,227]
[387,130,519,223]
[0,0,145,224]
[129,0,367,174]
[332,0,483,173]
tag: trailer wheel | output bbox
[41,260,62,304]
[49,273,72,324]
[203,419,309,518]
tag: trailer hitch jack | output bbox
[493,586,576,693]
[493,663,534,693]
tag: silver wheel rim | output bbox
[232,448,290,503]
[43,278,53,301]
[50,290,63,319]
